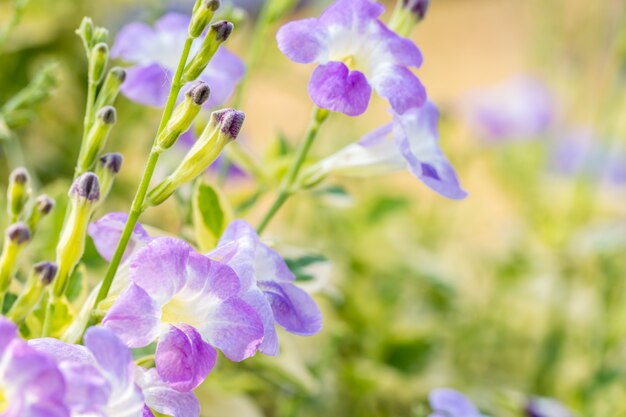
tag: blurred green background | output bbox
[1,0,626,416]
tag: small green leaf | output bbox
[285,253,328,282]
[192,180,233,252]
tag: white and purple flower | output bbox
[0,317,69,417]
[209,220,323,355]
[102,237,264,392]
[112,13,244,108]
[30,326,199,417]
[428,388,483,417]
[277,0,426,116]
[313,101,467,200]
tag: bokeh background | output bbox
[1,0,626,416]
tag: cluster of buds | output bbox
[0,167,55,304]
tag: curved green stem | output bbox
[89,36,195,316]
[256,107,328,234]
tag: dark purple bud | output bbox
[403,0,430,20]
[10,167,29,185]
[35,195,55,215]
[212,109,245,140]
[206,0,220,11]
[70,172,100,202]
[110,66,126,83]
[33,261,58,285]
[99,153,123,174]
[7,223,30,244]
[186,81,211,106]
[211,21,234,42]
[97,106,116,124]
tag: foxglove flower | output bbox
[30,326,199,417]
[277,0,426,116]
[209,220,323,356]
[112,13,244,108]
[313,101,467,200]
[428,388,482,417]
[103,238,264,392]
[458,75,555,141]
[0,316,69,417]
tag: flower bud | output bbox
[7,167,31,221]
[77,106,117,173]
[93,27,109,45]
[189,0,221,38]
[403,0,430,20]
[55,174,100,297]
[88,43,109,84]
[389,0,430,36]
[76,17,94,51]
[94,67,126,110]
[95,153,123,202]
[27,194,55,234]
[183,21,234,82]
[6,261,57,323]
[155,81,210,152]
[0,223,31,296]
[147,109,244,206]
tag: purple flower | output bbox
[458,75,555,141]
[0,316,69,417]
[88,212,152,263]
[276,0,426,116]
[103,237,264,392]
[30,326,199,417]
[428,388,482,417]
[112,13,244,108]
[526,397,573,417]
[314,101,467,200]
[209,220,323,356]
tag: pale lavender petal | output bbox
[199,297,264,361]
[255,241,295,284]
[144,405,156,417]
[29,338,93,366]
[242,288,279,356]
[155,12,190,33]
[121,64,173,107]
[111,22,154,60]
[129,237,192,305]
[156,324,216,392]
[84,326,134,386]
[376,22,423,68]
[140,368,200,417]
[185,252,240,300]
[526,397,573,417]
[0,316,17,351]
[103,283,162,348]
[199,48,245,108]
[88,212,150,262]
[319,0,384,29]
[429,388,481,417]
[309,62,371,116]
[277,18,329,64]
[259,281,322,336]
[372,65,426,114]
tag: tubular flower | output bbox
[102,238,264,392]
[112,13,244,108]
[277,0,426,116]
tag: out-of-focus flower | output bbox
[458,75,556,142]
[31,326,199,417]
[103,237,264,392]
[209,220,323,356]
[112,13,244,108]
[428,388,483,417]
[0,317,69,417]
[311,101,467,200]
[276,0,425,116]
[525,396,573,417]
[88,212,152,263]
[548,128,626,185]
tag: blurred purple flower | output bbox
[112,13,244,108]
[209,220,323,355]
[0,317,69,417]
[458,75,556,142]
[103,237,264,392]
[428,388,482,417]
[549,128,626,185]
[88,212,152,263]
[276,0,425,116]
[526,396,573,417]
[315,101,467,200]
[30,326,199,417]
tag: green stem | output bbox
[41,294,55,336]
[89,36,195,314]
[75,80,98,177]
[256,107,328,234]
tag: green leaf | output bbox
[192,180,233,252]
[285,253,328,282]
